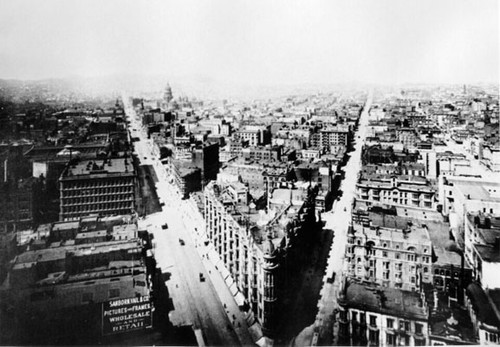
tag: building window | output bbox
[369,330,379,345]
[352,311,358,322]
[415,323,423,334]
[415,337,426,346]
[383,251,388,257]
[369,315,377,327]
[387,318,394,329]
[400,320,410,331]
[386,333,395,346]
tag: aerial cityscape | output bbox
[0,0,499,346]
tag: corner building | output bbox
[204,180,316,335]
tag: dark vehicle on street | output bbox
[327,271,336,284]
[179,238,185,246]
[199,273,205,282]
[161,223,168,229]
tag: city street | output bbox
[123,97,254,346]
[295,90,373,346]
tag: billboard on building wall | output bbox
[102,295,153,335]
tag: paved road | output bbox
[295,90,373,346]
[123,97,254,346]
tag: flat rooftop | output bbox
[14,239,141,266]
[455,180,500,202]
[63,158,134,177]
[342,281,428,320]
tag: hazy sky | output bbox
[0,0,498,85]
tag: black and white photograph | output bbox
[0,0,498,345]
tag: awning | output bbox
[219,265,231,281]
[225,274,235,287]
[235,292,246,307]
[208,249,220,263]
[229,282,238,296]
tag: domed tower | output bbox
[261,228,279,335]
[164,83,173,104]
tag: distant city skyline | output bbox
[0,0,498,85]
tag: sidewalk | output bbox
[125,97,263,346]
[298,90,373,346]
[177,200,256,346]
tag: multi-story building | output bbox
[301,148,321,160]
[347,209,433,291]
[361,163,426,177]
[218,158,290,194]
[204,180,316,334]
[0,178,37,233]
[263,165,290,191]
[464,211,500,282]
[465,283,500,345]
[397,128,419,149]
[59,158,136,221]
[356,173,438,211]
[241,145,282,162]
[337,279,430,346]
[172,160,202,199]
[192,142,219,186]
[293,161,332,193]
[235,127,264,147]
[440,177,500,244]
[317,125,350,149]
[0,215,154,345]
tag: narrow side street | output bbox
[293,89,373,346]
